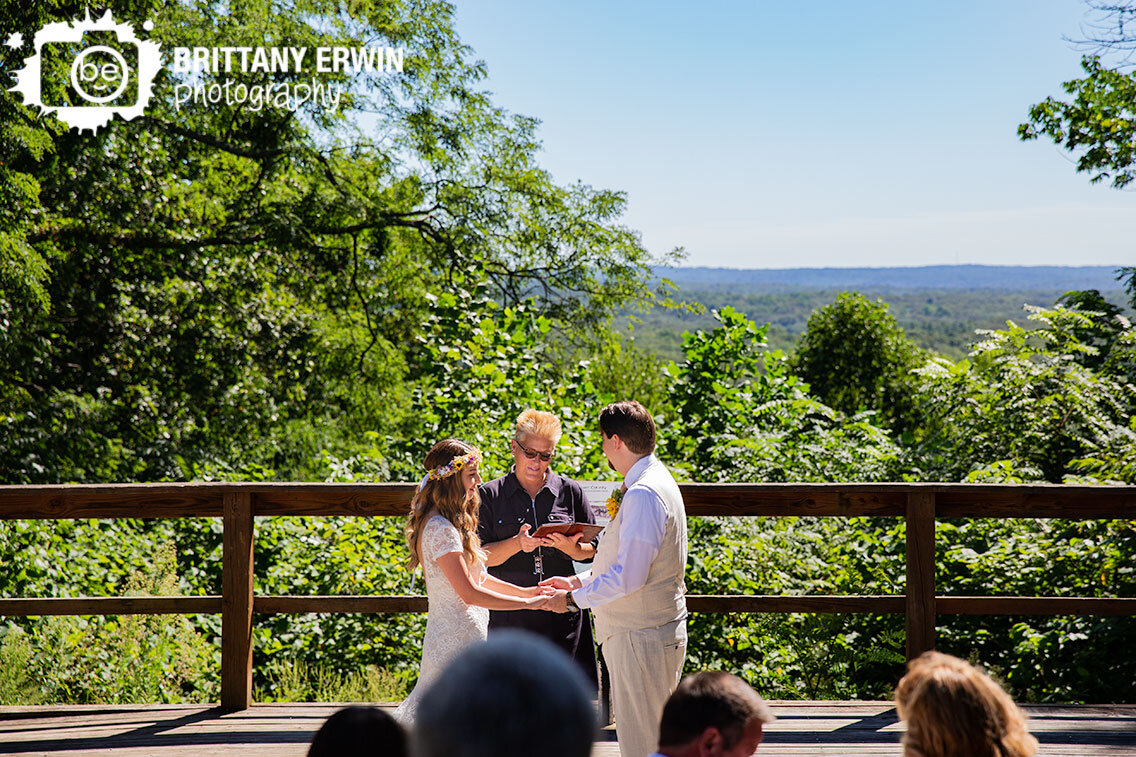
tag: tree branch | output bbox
[144,117,288,160]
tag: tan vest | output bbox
[592,458,687,643]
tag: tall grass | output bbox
[255,658,412,703]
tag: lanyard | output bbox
[529,494,544,579]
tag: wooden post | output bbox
[905,491,936,660]
[221,491,254,711]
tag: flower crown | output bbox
[428,450,480,481]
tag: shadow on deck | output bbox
[1,702,1133,756]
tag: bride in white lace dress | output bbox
[393,439,551,724]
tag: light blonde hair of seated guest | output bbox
[895,652,1037,757]
[404,438,487,571]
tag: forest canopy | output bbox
[0,0,677,483]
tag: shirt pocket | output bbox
[494,514,529,541]
[544,508,572,525]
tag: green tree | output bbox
[385,284,614,480]
[667,306,901,483]
[790,293,926,435]
[1020,0,1136,189]
[1118,266,1136,309]
[1052,290,1136,394]
[910,304,1136,483]
[1020,56,1136,188]
[0,0,668,483]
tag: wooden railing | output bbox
[1,482,1134,711]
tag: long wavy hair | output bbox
[896,652,1038,757]
[405,438,487,571]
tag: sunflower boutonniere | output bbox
[605,487,625,520]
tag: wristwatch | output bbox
[564,590,579,612]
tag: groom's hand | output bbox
[543,590,569,613]
[539,575,581,591]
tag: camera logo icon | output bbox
[8,9,161,133]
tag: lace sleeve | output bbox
[422,516,463,562]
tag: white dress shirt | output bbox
[572,455,667,608]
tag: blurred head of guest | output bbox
[895,652,1038,757]
[308,705,408,757]
[413,630,595,757]
[655,671,775,757]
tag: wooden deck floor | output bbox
[1,702,1133,756]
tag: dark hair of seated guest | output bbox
[414,630,596,757]
[308,705,408,757]
[658,671,774,755]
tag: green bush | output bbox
[0,542,218,704]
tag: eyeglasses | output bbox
[513,439,554,462]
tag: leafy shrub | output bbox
[0,542,217,704]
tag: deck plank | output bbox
[0,702,1132,756]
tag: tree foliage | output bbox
[911,305,1136,483]
[1020,57,1136,188]
[0,0,672,483]
[790,293,926,435]
[667,306,901,483]
[1020,2,1136,188]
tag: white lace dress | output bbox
[392,514,490,724]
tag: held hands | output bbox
[534,578,579,612]
[538,575,582,591]
[526,583,560,611]
[539,589,570,613]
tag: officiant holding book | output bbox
[477,409,600,689]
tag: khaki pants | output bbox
[603,619,687,757]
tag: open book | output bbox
[531,522,605,541]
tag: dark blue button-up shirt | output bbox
[477,468,596,586]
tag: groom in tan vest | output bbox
[542,400,688,757]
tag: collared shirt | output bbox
[573,454,668,609]
[478,468,596,587]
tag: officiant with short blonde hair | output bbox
[477,409,599,689]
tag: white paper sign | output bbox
[573,480,622,574]
[578,480,622,527]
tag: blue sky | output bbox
[453,1,1133,269]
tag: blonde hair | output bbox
[514,409,562,445]
[895,652,1037,757]
[405,439,487,571]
